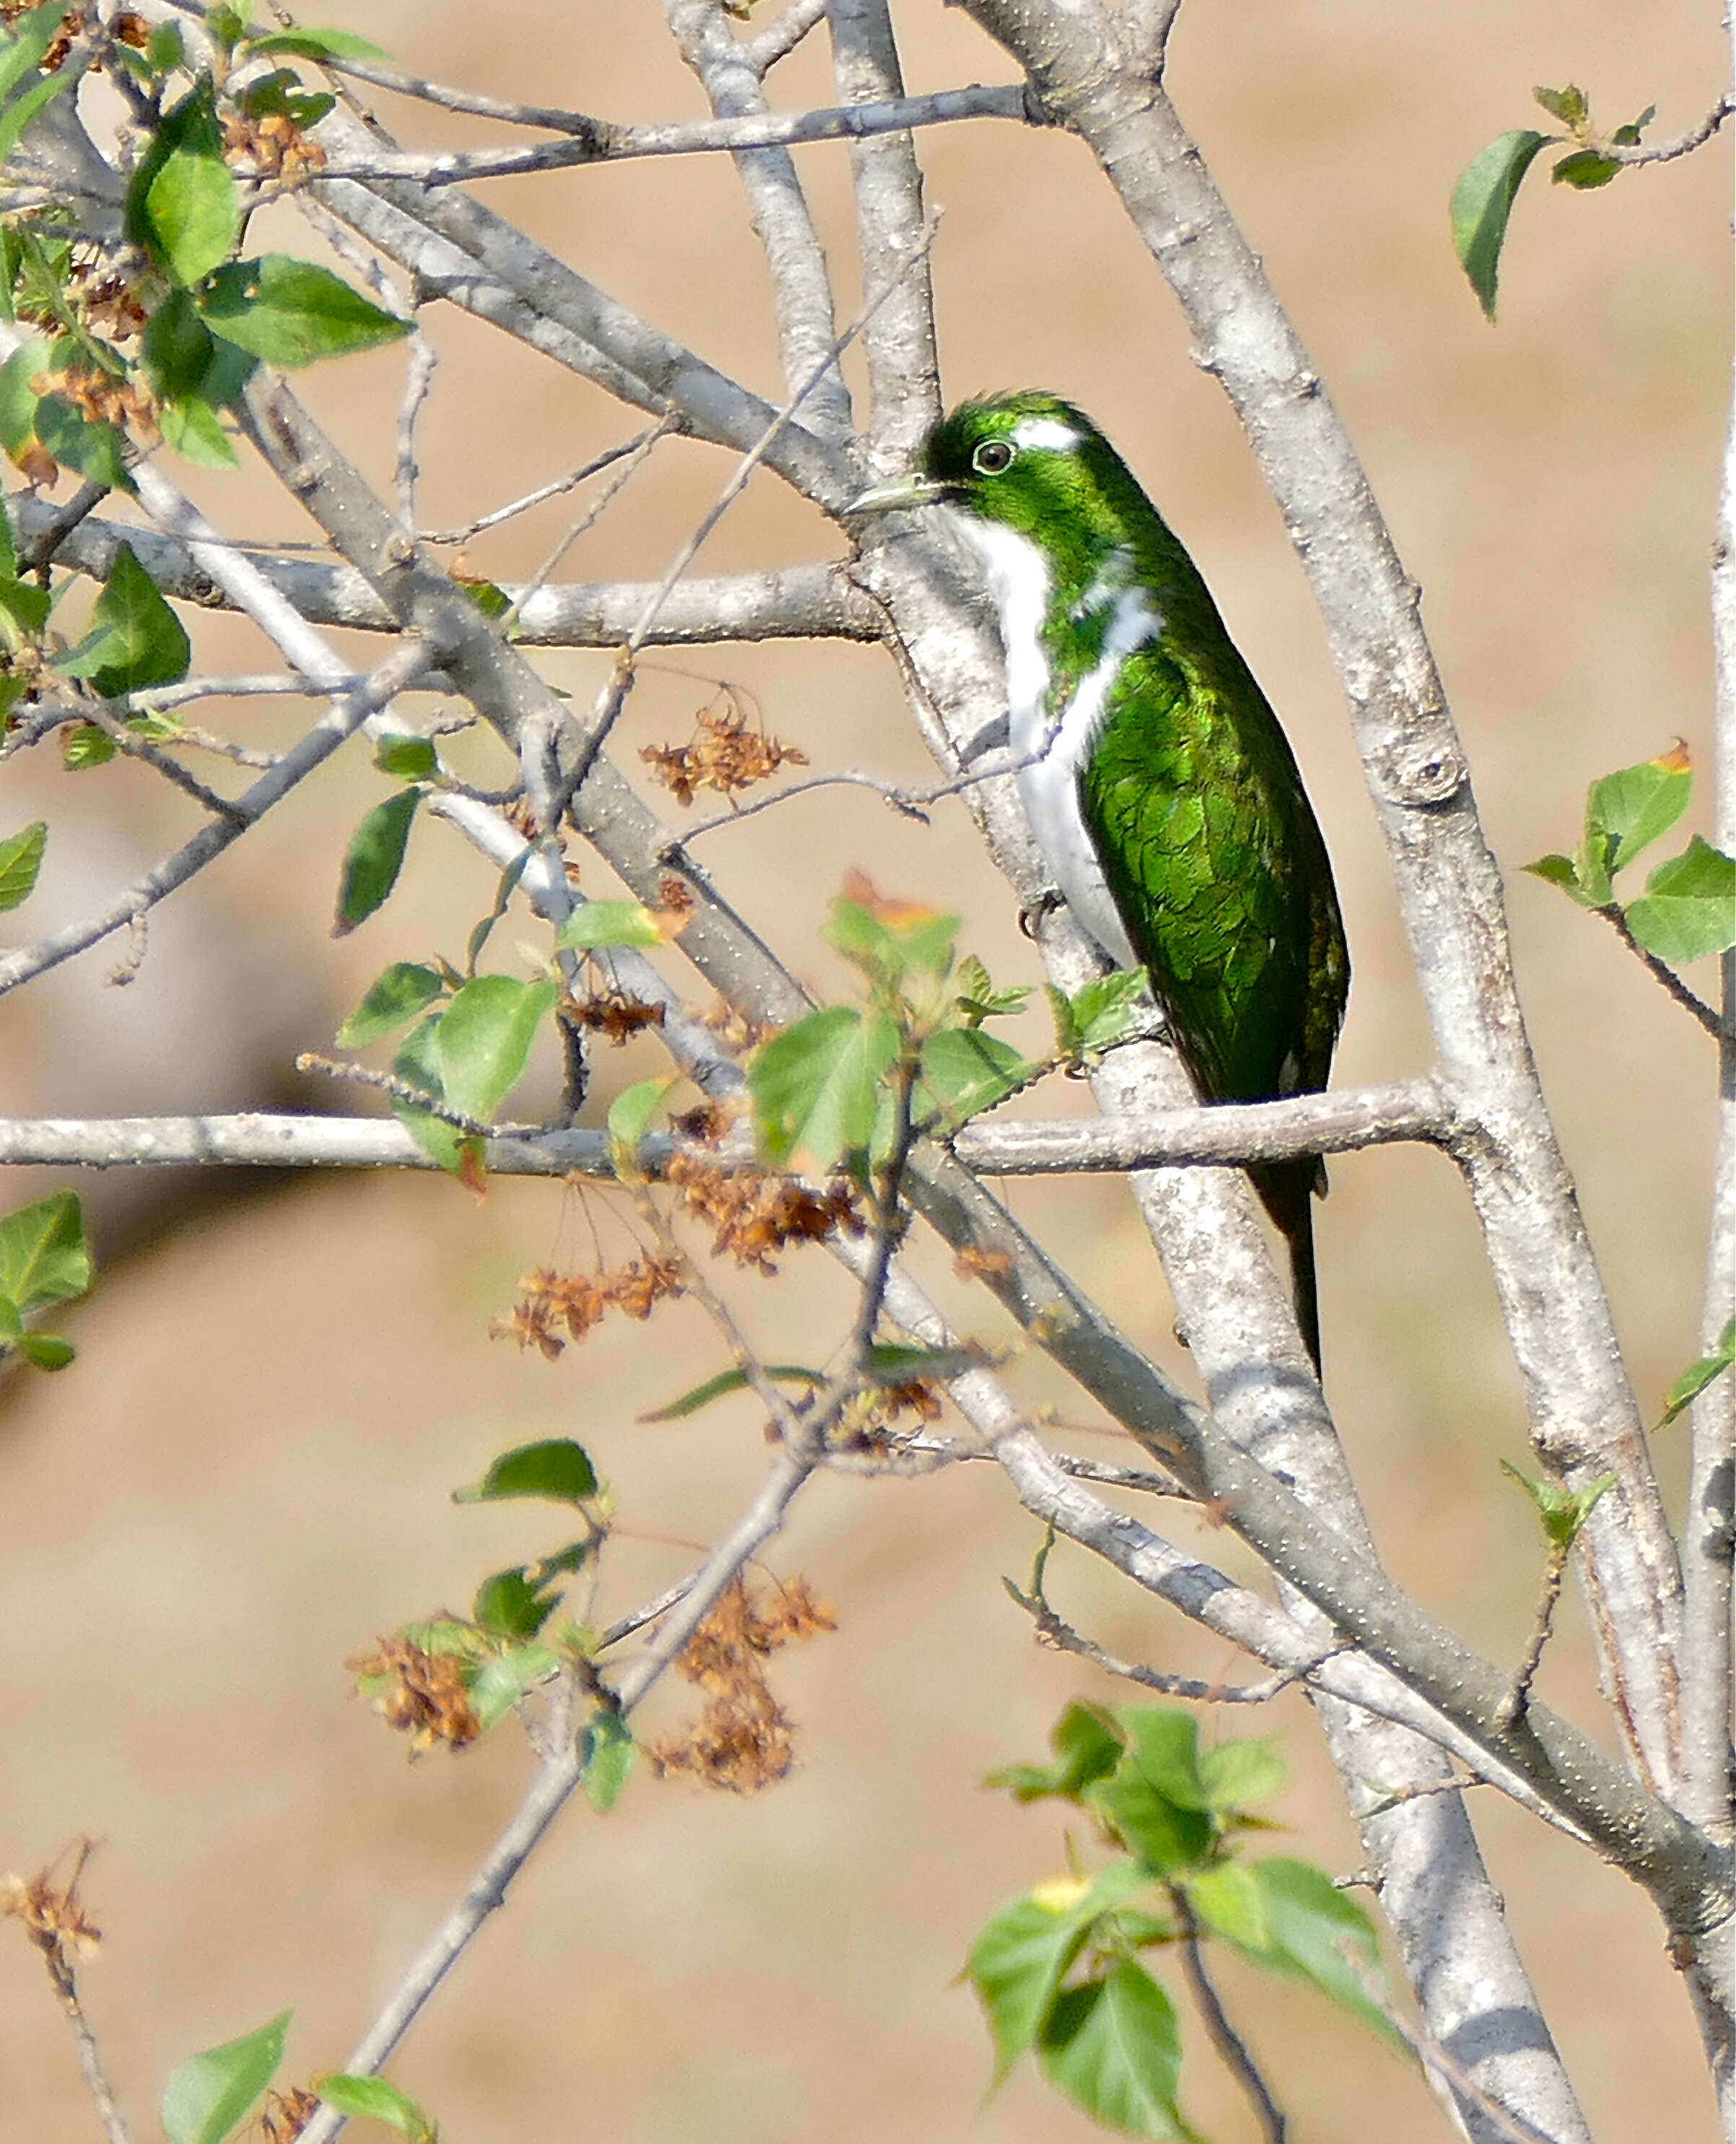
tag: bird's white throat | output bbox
[939,510,1161,969]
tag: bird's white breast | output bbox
[940,510,1159,969]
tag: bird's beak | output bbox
[844,470,950,515]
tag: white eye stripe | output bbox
[1010,417,1081,453]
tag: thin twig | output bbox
[1171,1890,1288,2144]
[744,0,833,75]
[394,332,440,532]
[0,640,432,995]
[1604,94,1735,169]
[1013,1583,1317,1703]
[421,434,660,545]
[1499,1543,1568,1730]
[499,417,678,637]
[1599,903,1727,1038]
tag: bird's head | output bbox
[847,392,1140,572]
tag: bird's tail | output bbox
[1249,1158,1323,1377]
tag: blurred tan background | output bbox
[0,1,1726,2139]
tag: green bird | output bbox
[850,391,1349,1370]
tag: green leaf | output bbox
[337,962,447,1048]
[967,1887,1101,2082]
[987,1701,1124,1803]
[31,393,131,492]
[1116,1709,1210,1810]
[333,789,419,935]
[465,850,531,974]
[0,51,75,171]
[1531,83,1587,126]
[826,890,959,984]
[130,82,240,286]
[161,2011,291,2144]
[1521,852,1600,906]
[581,1708,634,1813]
[0,818,45,910]
[557,899,668,952]
[0,573,48,636]
[1659,1317,1736,1428]
[0,4,76,103]
[1086,1712,1215,1874]
[1050,969,1149,1060]
[1552,149,1620,190]
[1613,105,1656,147]
[605,1076,670,1171]
[1623,835,1736,964]
[954,952,1032,1024]
[1198,1734,1286,1813]
[1501,1459,1615,1549]
[313,2075,435,2144]
[638,1362,826,1422]
[1089,1773,1213,1877]
[1587,753,1693,873]
[0,331,48,457]
[749,1004,900,1172]
[243,27,391,59]
[1037,1959,1191,2142]
[435,973,557,1121]
[863,1340,985,1382]
[146,21,186,73]
[389,1011,472,1177]
[15,1329,73,1369]
[473,1565,556,1640]
[58,543,190,699]
[466,1642,559,1729]
[1243,1859,1403,2049]
[1182,1861,1270,1951]
[373,731,440,782]
[454,1437,598,1506]
[1450,128,1551,320]
[62,722,115,769]
[159,394,237,468]
[0,1190,90,1314]
[918,1024,1034,1127]
[199,254,411,367]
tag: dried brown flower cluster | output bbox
[348,1638,481,1755]
[491,1253,686,1359]
[665,1151,863,1273]
[1,1852,102,1977]
[698,995,775,1053]
[222,108,328,184]
[261,2086,320,2144]
[49,359,154,436]
[647,1576,835,1792]
[563,990,666,1045]
[641,692,807,808]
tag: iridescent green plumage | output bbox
[852,392,1349,1367]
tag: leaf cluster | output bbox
[1452,82,1659,318]
[1523,747,1736,968]
[747,879,1137,1179]
[969,1701,1400,2138]
[160,2007,437,2144]
[0,1190,90,1372]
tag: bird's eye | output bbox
[972,438,1014,475]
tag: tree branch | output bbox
[0,1081,1451,1175]
[5,498,880,643]
[304,83,1034,183]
